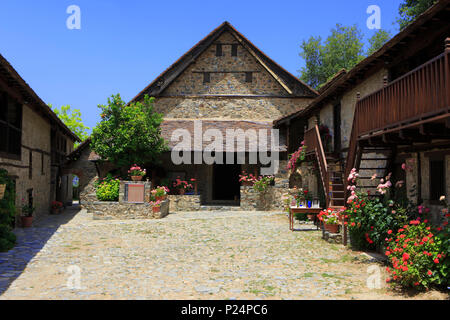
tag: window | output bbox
[215,44,222,57]
[231,44,238,57]
[27,189,33,209]
[245,72,253,83]
[29,151,32,179]
[0,91,22,158]
[203,72,211,84]
[430,159,445,201]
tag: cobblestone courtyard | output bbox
[0,206,447,300]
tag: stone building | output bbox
[0,53,80,225]
[128,21,317,207]
[275,0,450,223]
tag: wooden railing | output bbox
[344,45,450,198]
[304,124,329,207]
[355,51,449,138]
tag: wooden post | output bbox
[194,165,198,195]
[445,38,450,110]
[151,170,155,189]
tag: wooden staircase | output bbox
[304,125,346,208]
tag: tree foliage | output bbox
[367,29,392,56]
[398,0,437,30]
[299,24,393,90]
[299,24,365,89]
[51,104,90,145]
[91,94,167,167]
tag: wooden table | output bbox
[289,207,323,231]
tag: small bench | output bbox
[289,207,323,231]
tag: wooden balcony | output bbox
[344,39,450,199]
[354,47,449,140]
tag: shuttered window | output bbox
[216,44,222,57]
[231,44,238,57]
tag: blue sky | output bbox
[0,0,402,131]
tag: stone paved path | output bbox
[0,206,447,300]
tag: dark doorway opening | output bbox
[212,163,241,204]
[333,103,341,153]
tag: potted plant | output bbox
[151,186,169,201]
[51,201,63,214]
[172,177,192,195]
[239,171,256,187]
[293,187,309,207]
[21,202,35,228]
[252,175,275,193]
[128,164,146,181]
[150,200,162,213]
[318,209,340,233]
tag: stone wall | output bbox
[89,200,169,220]
[168,195,201,212]
[306,68,388,150]
[153,31,313,121]
[0,104,52,224]
[155,97,312,121]
[161,32,292,97]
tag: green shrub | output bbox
[0,224,16,252]
[95,174,120,201]
[0,168,16,252]
[346,193,408,251]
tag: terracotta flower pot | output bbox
[155,196,166,201]
[179,189,185,195]
[131,176,143,181]
[307,214,315,221]
[51,208,59,215]
[21,216,33,228]
[152,206,161,213]
[324,223,339,234]
[241,181,253,187]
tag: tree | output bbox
[366,29,392,56]
[397,0,436,30]
[51,104,90,145]
[299,24,365,89]
[91,94,167,168]
[299,36,324,90]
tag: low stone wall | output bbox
[168,195,201,212]
[89,200,169,220]
[240,186,293,211]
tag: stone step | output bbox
[199,206,242,211]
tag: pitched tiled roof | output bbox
[130,21,318,103]
[0,53,81,142]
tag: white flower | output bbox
[440,196,446,202]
